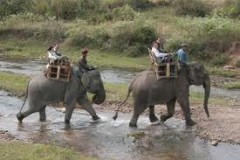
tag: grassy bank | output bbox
[0,39,149,71]
[0,142,95,160]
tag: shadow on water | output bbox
[1,90,240,160]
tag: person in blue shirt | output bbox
[176,44,188,64]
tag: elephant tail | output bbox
[113,85,132,120]
[19,79,30,113]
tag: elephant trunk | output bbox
[93,89,106,104]
[203,74,210,117]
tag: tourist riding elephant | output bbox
[113,62,210,127]
[17,69,106,124]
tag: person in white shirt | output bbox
[47,43,62,64]
[151,41,168,63]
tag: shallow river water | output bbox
[1,90,240,160]
[1,60,240,160]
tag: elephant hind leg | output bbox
[17,103,45,122]
[39,105,47,121]
[149,105,158,122]
[129,102,147,127]
[17,109,38,122]
[161,99,176,123]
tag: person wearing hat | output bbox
[151,41,168,63]
[176,44,188,64]
[78,48,94,72]
[156,37,165,53]
[47,43,63,64]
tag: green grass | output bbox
[224,82,240,89]
[0,71,28,96]
[207,67,240,78]
[0,142,95,160]
[189,91,231,106]
[104,82,133,104]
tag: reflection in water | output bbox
[1,91,240,160]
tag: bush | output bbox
[0,0,31,19]
[128,0,152,10]
[172,0,211,17]
[70,20,157,56]
[210,54,230,66]
[171,16,240,55]
[212,0,240,18]
[0,13,65,41]
[112,4,136,21]
[50,0,79,20]
[235,60,240,68]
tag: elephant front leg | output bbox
[178,99,196,126]
[161,99,176,122]
[149,105,158,122]
[78,97,100,120]
[64,101,77,124]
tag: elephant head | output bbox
[188,62,210,117]
[81,70,106,104]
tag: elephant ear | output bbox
[81,74,90,89]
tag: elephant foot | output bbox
[17,113,24,122]
[65,119,70,124]
[149,115,158,122]
[39,118,46,122]
[129,122,137,128]
[186,119,196,126]
[160,114,172,122]
[92,115,100,121]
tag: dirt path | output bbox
[0,130,16,142]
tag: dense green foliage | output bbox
[0,0,240,62]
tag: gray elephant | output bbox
[113,62,210,127]
[17,69,105,124]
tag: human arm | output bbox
[48,51,62,60]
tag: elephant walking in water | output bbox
[17,69,106,124]
[113,62,210,127]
